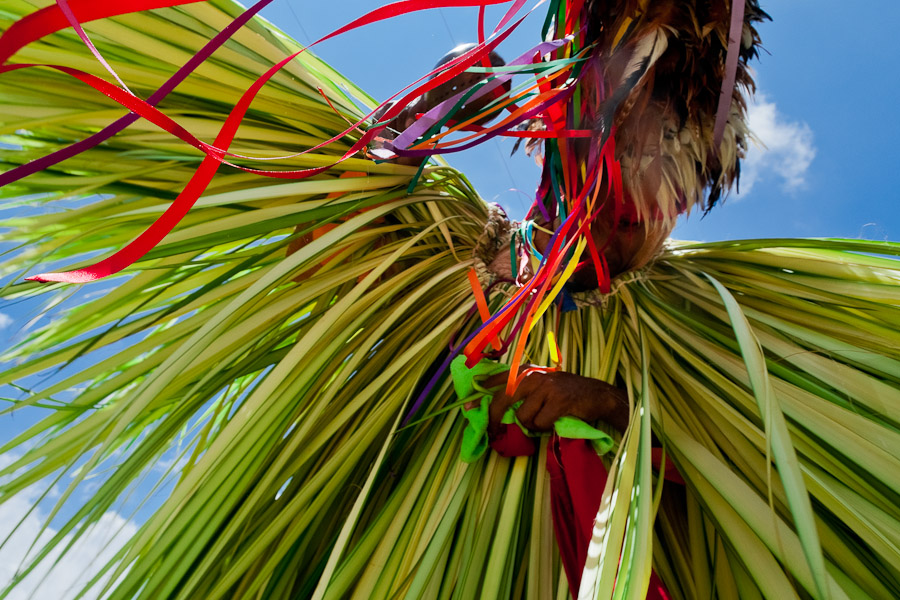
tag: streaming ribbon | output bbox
[0,0,521,282]
[713,0,746,148]
[4,0,629,407]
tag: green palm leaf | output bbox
[1,2,900,599]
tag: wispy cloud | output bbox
[741,93,816,195]
[0,456,137,599]
[0,313,12,331]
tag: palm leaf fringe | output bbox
[1,2,900,599]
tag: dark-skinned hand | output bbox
[480,369,630,439]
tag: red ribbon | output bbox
[0,0,208,65]
[5,0,515,283]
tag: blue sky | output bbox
[256,0,900,240]
[2,1,900,595]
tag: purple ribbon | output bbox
[389,83,579,158]
[713,0,745,148]
[0,0,275,189]
[391,36,574,150]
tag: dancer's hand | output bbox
[481,370,629,436]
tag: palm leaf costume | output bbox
[1,1,899,599]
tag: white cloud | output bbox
[0,313,12,331]
[0,459,137,600]
[741,93,816,195]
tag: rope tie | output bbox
[472,203,661,307]
[472,203,515,286]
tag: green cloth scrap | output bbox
[555,416,615,454]
[451,356,616,461]
[451,355,508,463]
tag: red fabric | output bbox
[648,571,671,600]
[651,447,685,486]
[547,435,608,594]
[546,435,672,599]
[489,423,536,457]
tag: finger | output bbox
[513,393,545,431]
[488,391,517,437]
[481,370,510,390]
[531,401,559,431]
